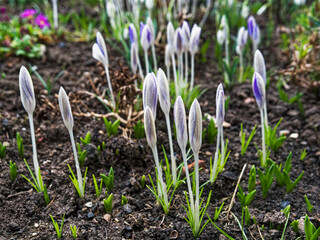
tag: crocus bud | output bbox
[167,22,175,47]
[174,96,188,150]
[189,99,202,153]
[189,24,201,55]
[216,83,225,128]
[254,50,266,85]
[247,16,260,45]
[144,106,157,148]
[174,28,184,55]
[146,0,154,9]
[252,72,265,110]
[217,29,225,45]
[182,21,190,51]
[165,44,171,67]
[130,42,138,73]
[140,22,151,51]
[92,31,109,67]
[147,17,155,44]
[58,87,74,131]
[128,23,138,45]
[19,66,36,115]
[236,26,248,54]
[156,68,170,116]
[106,1,116,19]
[143,73,158,119]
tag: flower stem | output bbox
[171,53,179,96]
[151,44,157,71]
[182,150,194,212]
[260,108,266,167]
[28,113,41,190]
[212,127,221,182]
[239,51,244,83]
[220,126,225,170]
[69,130,83,197]
[190,54,195,90]
[105,66,115,109]
[194,151,200,233]
[144,50,149,74]
[165,114,176,186]
[185,51,188,84]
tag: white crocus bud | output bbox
[156,68,170,116]
[19,66,36,115]
[174,96,188,150]
[92,31,109,67]
[147,17,155,44]
[130,42,138,73]
[217,15,227,45]
[165,44,171,67]
[144,106,157,148]
[216,83,225,128]
[174,28,184,55]
[140,24,152,51]
[252,72,266,110]
[254,50,266,85]
[189,24,201,55]
[236,26,248,54]
[58,87,74,132]
[143,73,158,119]
[182,21,190,51]
[167,22,175,47]
[189,99,202,153]
[106,1,116,19]
[146,0,154,9]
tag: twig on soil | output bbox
[248,226,257,240]
[7,188,33,199]
[226,163,247,218]
[257,224,264,240]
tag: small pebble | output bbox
[99,130,104,135]
[87,212,95,220]
[123,204,132,213]
[32,233,37,237]
[289,133,299,139]
[103,214,111,222]
[3,141,9,147]
[85,202,93,208]
[280,201,290,209]
[279,130,290,136]
[34,223,39,228]
[115,218,119,223]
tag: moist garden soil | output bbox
[0,4,320,240]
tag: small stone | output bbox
[103,214,111,222]
[85,202,93,208]
[301,141,308,146]
[125,225,132,231]
[279,130,290,136]
[287,110,299,116]
[115,218,119,223]
[205,151,212,156]
[87,212,95,220]
[280,201,290,209]
[123,204,132,213]
[234,153,239,158]
[3,141,9,147]
[32,233,37,237]
[99,130,104,135]
[169,230,179,239]
[34,223,39,228]
[289,133,298,139]
[315,151,320,157]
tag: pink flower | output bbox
[0,7,6,14]
[35,14,50,29]
[20,9,37,18]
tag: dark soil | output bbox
[0,3,320,240]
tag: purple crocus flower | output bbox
[140,22,151,51]
[247,16,256,38]
[144,106,157,148]
[189,24,201,55]
[20,9,37,18]
[252,72,265,109]
[35,13,50,29]
[216,83,225,128]
[174,96,188,150]
[189,99,202,153]
[128,23,138,45]
[174,28,184,55]
[143,73,158,119]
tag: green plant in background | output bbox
[9,161,18,182]
[68,165,88,198]
[29,66,64,95]
[0,142,6,159]
[21,158,44,192]
[70,225,77,239]
[100,167,114,194]
[103,118,120,137]
[133,120,145,139]
[77,143,87,168]
[291,220,299,233]
[240,124,257,155]
[92,174,103,198]
[304,195,313,214]
[121,195,128,205]
[283,169,304,194]
[273,152,293,187]
[141,175,146,188]
[300,149,307,161]
[213,202,225,222]
[281,205,291,240]
[50,214,65,239]
[15,132,24,158]
[43,185,50,205]
[257,162,275,198]
[248,165,256,193]
[80,132,91,146]
[97,141,106,154]
[202,119,217,144]
[179,85,206,110]
[103,193,113,213]
[265,118,286,152]
[304,215,320,240]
